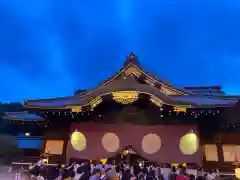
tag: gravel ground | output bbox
[0,166,30,180]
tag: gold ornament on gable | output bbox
[145,79,155,86]
[174,106,187,112]
[160,86,178,95]
[124,67,141,77]
[150,96,164,107]
[90,97,103,109]
[112,91,139,104]
[69,106,82,112]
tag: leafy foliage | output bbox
[0,134,22,164]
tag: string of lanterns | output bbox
[39,108,221,119]
[219,124,240,129]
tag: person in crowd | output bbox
[162,164,172,180]
[146,165,155,180]
[90,168,102,180]
[137,170,145,180]
[206,170,216,180]
[25,157,228,180]
[122,169,133,180]
[169,166,177,180]
[154,164,162,180]
[176,166,189,180]
[196,168,205,180]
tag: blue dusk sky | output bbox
[0,0,240,102]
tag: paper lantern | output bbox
[179,133,198,155]
[235,168,240,179]
[102,133,120,152]
[142,133,161,154]
[71,131,87,151]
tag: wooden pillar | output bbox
[216,141,224,163]
[214,134,224,163]
[62,138,68,164]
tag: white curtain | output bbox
[204,144,218,161]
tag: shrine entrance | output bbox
[107,146,148,166]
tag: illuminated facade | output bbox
[3,52,240,170]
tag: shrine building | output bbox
[3,52,240,171]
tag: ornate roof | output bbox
[21,52,238,110]
[184,86,225,96]
[96,52,191,95]
[2,112,44,122]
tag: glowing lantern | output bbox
[42,158,48,165]
[171,163,179,167]
[100,158,107,164]
[235,168,240,179]
[179,133,198,155]
[171,163,186,167]
[102,133,120,152]
[141,133,161,154]
[71,131,87,151]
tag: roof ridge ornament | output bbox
[124,52,140,67]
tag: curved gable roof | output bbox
[97,52,191,95]
[3,112,45,122]
[25,75,238,109]
[23,53,239,109]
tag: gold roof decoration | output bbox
[22,53,239,111]
[160,85,179,95]
[145,79,155,86]
[95,52,188,96]
[68,106,82,112]
[174,106,187,113]
[112,91,139,105]
[90,96,103,109]
[150,95,164,107]
[124,66,142,77]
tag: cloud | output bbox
[0,0,240,101]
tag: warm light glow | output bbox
[142,133,161,154]
[112,91,139,104]
[174,107,187,113]
[102,133,120,152]
[42,158,48,165]
[90,97,103,109]
[100,158,107,164]
[150,96,164,107]
[25,132,30,136]
[235,168,240,179]
[204,144,218,161]
[171,163,186,167]
[179,133,198,155]
[171,163,178,167]
[45,140,64,155]
[69,106,82,112]
[71,132,87,152]
[222,145,237,162]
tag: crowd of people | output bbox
[10,159,226,180]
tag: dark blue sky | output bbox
[0,0,240,102]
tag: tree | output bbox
[0,134,22,164]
